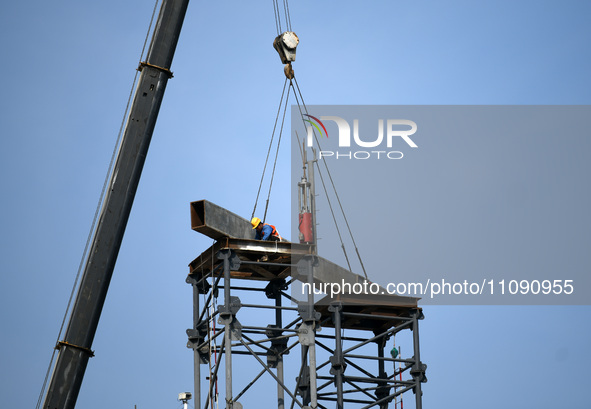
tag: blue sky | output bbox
[1,1,590,409]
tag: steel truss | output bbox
[187,245,426,409]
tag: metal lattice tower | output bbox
[186,201,427,409]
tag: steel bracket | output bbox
[266,325,288,351]
[218,296,242,325]
[329,355,347,376]
[216,249,241,270]
[298,303,321,323]
[410,360,428,384]
[328,302,342,313]
[266,325,289,368]
[296,322,320,346]
[372,329,391,346]
[186,321,208,346]
[296,255,319,281]
[265,278,288,299]
[296,365,311,396]
[186,274,211,294]
[186,321,210,364]
[376,384,392,403]
[228,401,243,409]
[230,319,243,341]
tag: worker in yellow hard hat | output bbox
[251,217,282,242]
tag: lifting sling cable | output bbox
[262,83,292,223]
[292,76,370,280]
[35,2,162,408]
[251,78,288,221]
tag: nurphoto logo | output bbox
[304,115,418,160]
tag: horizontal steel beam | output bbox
[190,200,255,240]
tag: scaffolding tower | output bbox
[186,201,427,409]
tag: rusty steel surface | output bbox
[190,200,256,241]
[188,237,313,281]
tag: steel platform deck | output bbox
[188,237,420,331]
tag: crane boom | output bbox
[42,1,190,408]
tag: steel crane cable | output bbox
[272,0,282,35]
[281,0,292,31]
[283,0,293,31]
[251,78,288,221]
[292,75,370,280]
[272,0,292,34]
[35,2,162,408]
[254,81,303,225]
[262,83,291,223]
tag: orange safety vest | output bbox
[263,223,282,240]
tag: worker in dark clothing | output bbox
[251,217,282,241]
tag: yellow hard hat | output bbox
[251,217,261,229]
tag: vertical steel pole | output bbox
[193,282,201,409]
[309,341,318,409]
[393,339,398,409]
[377,336,387,409]
[276,294,285,409]
[298,346,311,407]
[412,312,423,409]
[276,347,285,409]
[307,158,317,253]
[306,257,318,409]
[399,346,403,409]
[332,304,344,409]
[223,255,233,409]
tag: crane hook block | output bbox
[284,63,294,79]
[273,31,299,64]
